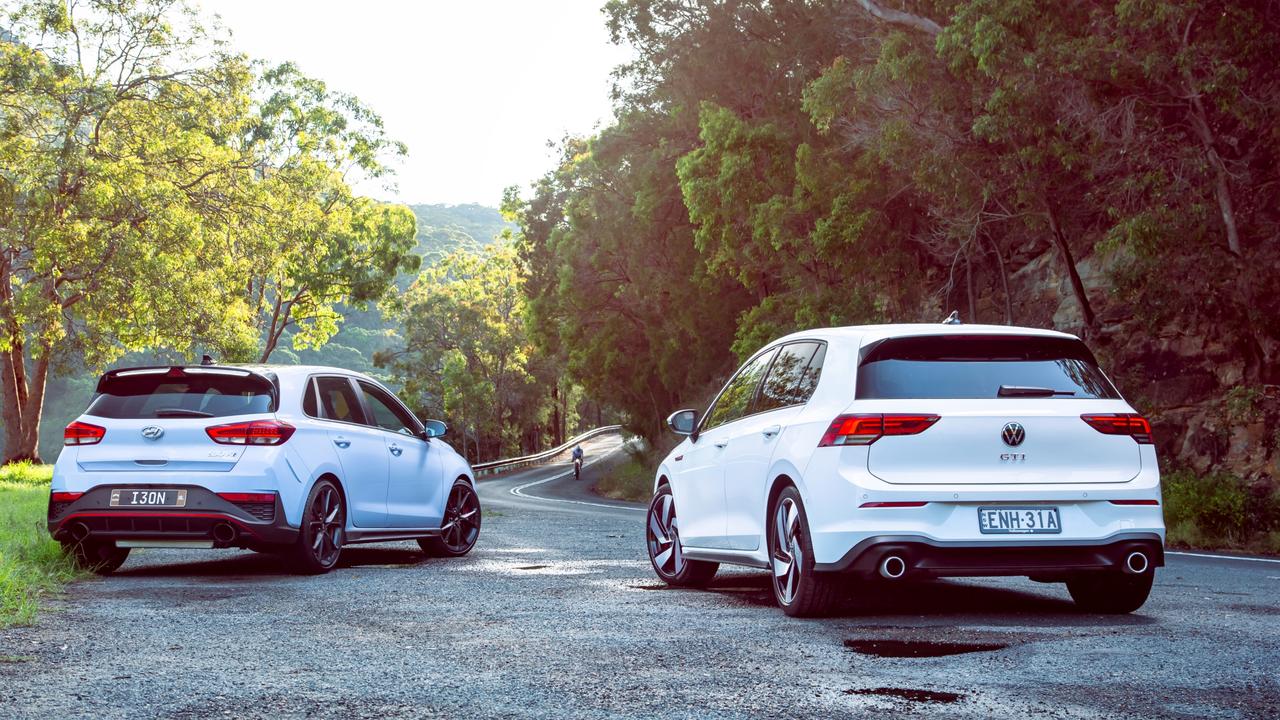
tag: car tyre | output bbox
[769,487,839,618]
[1066,571,1154,613]
[288,479,345,574]
[63,540,130,575]
[419,480,481,557]
[646,485,718,587]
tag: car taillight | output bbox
[50,491,84,502]
[217,492,277,503]
[819,414,940,447]
[64,421,106,446]
[206,420,295,445]
[1081,414,1153,444]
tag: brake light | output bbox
[217,492,277,503]
[50,491,84,502]
[1108,499,1160,506]
[206,420,295,445]
[64,421,106,446]
[819,414,939,446]
[1081,414,1153,444]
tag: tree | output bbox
[0,0,259,461]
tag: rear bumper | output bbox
[815,532,1164,578]
[47,484,299,547]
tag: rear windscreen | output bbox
[856,335,1120,400]
[86,371,276,419]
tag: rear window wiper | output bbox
[997,385,1076,397]
[153,408,214,418]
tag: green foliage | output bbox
[1163,468,1280,549]
[0,473,82,627]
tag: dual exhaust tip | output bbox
[875,550,1151,579]
[66,521,240,545]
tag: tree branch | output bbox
[855,0,943,36]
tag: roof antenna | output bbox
[942,310,962,325]
[201,354,216,366]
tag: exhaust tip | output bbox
[879,555,907,580]
[69,522,91,542]
[1125,551,1149,575]
[212,523,237,545]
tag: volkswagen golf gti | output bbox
[646,323,1163,617]
[48,363,481,574]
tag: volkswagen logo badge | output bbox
[1001,422,1025,447]
[141,425,165,441]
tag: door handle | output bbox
[762,425,781,438]
[389,443,403,457]
[714,440,729,449]
[333,437,351,449]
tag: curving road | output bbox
[2,432,1278,719]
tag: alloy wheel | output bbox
[771,497,803,605]
[308,484,344,566]
[440,483,480,553]
[647,492,684,577]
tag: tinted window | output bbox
[856,335,1120,400]
[302,380,319,416]
[315,376,365,424]
[755,342,822,413]
[703,348,778,430]
[86,370,274,419]
[795,343,826,402]
[359,381,419,436]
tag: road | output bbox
[2,432,1277,719]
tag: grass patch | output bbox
[1163,468,1280,555]
[0,463,83,628]
[593,445,655,504]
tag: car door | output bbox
[308,375,388,528]
[673,348,778,550]
[721,342,825,550]
[356,380,444,528]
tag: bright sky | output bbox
[205,1,630,207]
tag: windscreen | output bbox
[86,370,276,419]
[856,335,1120,400]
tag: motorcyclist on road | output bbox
[572,445,584,480]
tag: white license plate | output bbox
[978,506,1061,534]
[109,489,187,508]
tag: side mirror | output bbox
[666,409,698,437]
[423,419,448,439]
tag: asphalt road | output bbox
[2,433,1278,719]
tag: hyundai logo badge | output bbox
[141,425,165,440]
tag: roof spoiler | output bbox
[95,365,267,394]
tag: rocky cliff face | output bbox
[999,244,1279,490]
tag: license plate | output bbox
[977,506,1061,534]
[110,489,187,508]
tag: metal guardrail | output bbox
[472,425,624,477]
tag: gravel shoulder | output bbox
[2,434,1277,719]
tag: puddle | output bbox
[845,687,965,704]
[516,565,549,571]
[843,639,1007,658]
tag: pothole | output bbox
[843,639,1007,658]
[845,687,965,704]
[515,565,549,570]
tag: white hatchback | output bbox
[647,324,1164,617]
[49,363,480,574]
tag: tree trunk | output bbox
[1044,203,1097,329]
[986,233,1014,324]
[0,342,48,464]
[964,247,977,323]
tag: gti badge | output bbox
[141,425,165,440]
[1001,422,1025,447]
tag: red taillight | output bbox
[819,414,939,447]
[859,501,929,508]
[50,491,84,503]
[217,492,277,504]
[206,420,295,445]
[1081,414,1153,444]
[1108,499,1160,506]
[64,421,106,446]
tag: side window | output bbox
[703,348,778,430]
[755,342,821,413]
[358,381,419,436]
[792,342,826,403]
[314,376,365,424]
[302,379,319,416]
